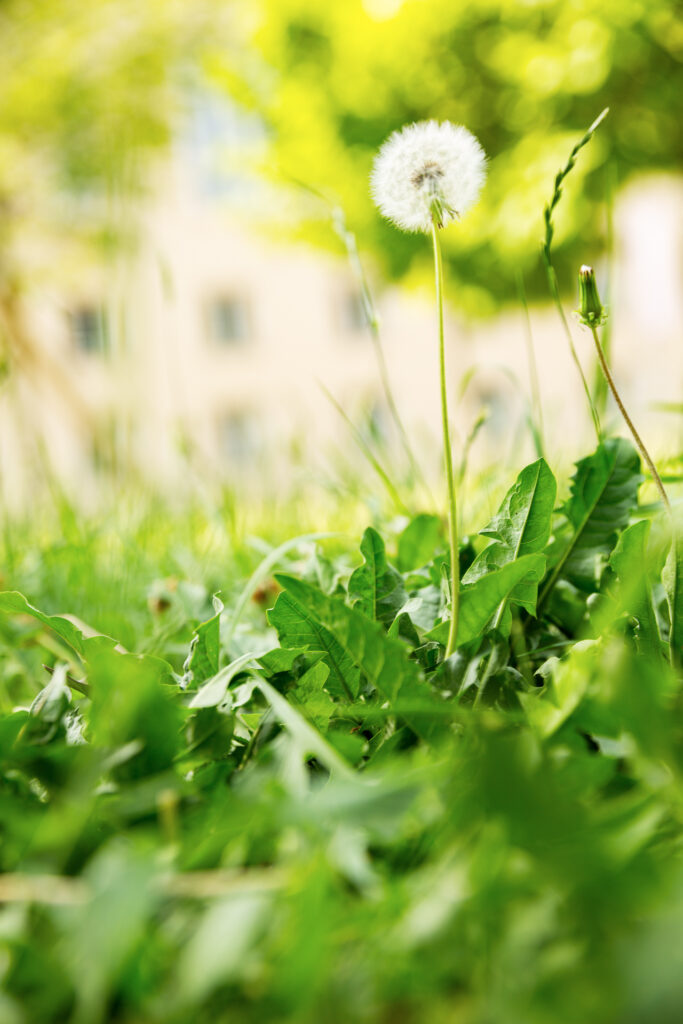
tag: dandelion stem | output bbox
[431,218,459,658]
[588,325,670,512]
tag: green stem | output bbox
[320,383,410,515]
[333,208,434,504]
[431,219,459,658]
[589,325,670,512]
[516,269,545,458]
[588,324,677,665]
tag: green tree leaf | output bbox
[348,527,405,628]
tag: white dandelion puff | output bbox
[370,120,487,233]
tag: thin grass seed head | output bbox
[371,120,487,233]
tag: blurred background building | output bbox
[1,136,680,508]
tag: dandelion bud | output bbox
[577,265,607,326]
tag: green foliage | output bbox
[541,437,642,602]
[268,582,362,701]
[397,513,443,572]
[0,590,118,663]
[348,526,405,627]
[463,457,556,615]
[609,519,661,658]
[429,552,547,646]
[183,595,224,688]
[0,442,681,1024]
[663,527,683,661]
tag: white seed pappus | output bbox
[371,120,487,233]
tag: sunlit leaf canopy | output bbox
[0,2,184,282]
[214,0,681,310]
[0,0,680,312]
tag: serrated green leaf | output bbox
[183,595,224,688]
[348,527,405,628]
[463,458,556,614]
[388,611,421,648]
[257,647,326,677]
[289,661,334,732]
[268,590,360,701]
[189,652,257,709]
[427,554,547,647]
[255,678,354,778]
[663,525,683,662]
[271,574,435,737]
[609,519,661,659]
[397,514,442,572]
[540,438,642,602]
[0,590,118,661]
[521,640,598,737]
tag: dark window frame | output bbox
[69,304,110,355]
[205,294,251,346]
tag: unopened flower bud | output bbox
[577,265,607,326]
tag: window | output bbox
[69,305,109,355]
[217,411,261,464]
[206,296,250,345]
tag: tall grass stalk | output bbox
[516,269,545,459]
[332,208,433,503]
[542,109,609,443]
[591,168,617,419]
[319,382,410,515]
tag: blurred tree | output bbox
[209,0,682,311]
[0,0,679,329]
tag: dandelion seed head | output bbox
[371,120,487,233]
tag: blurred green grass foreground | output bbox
[1,2,683,1023]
